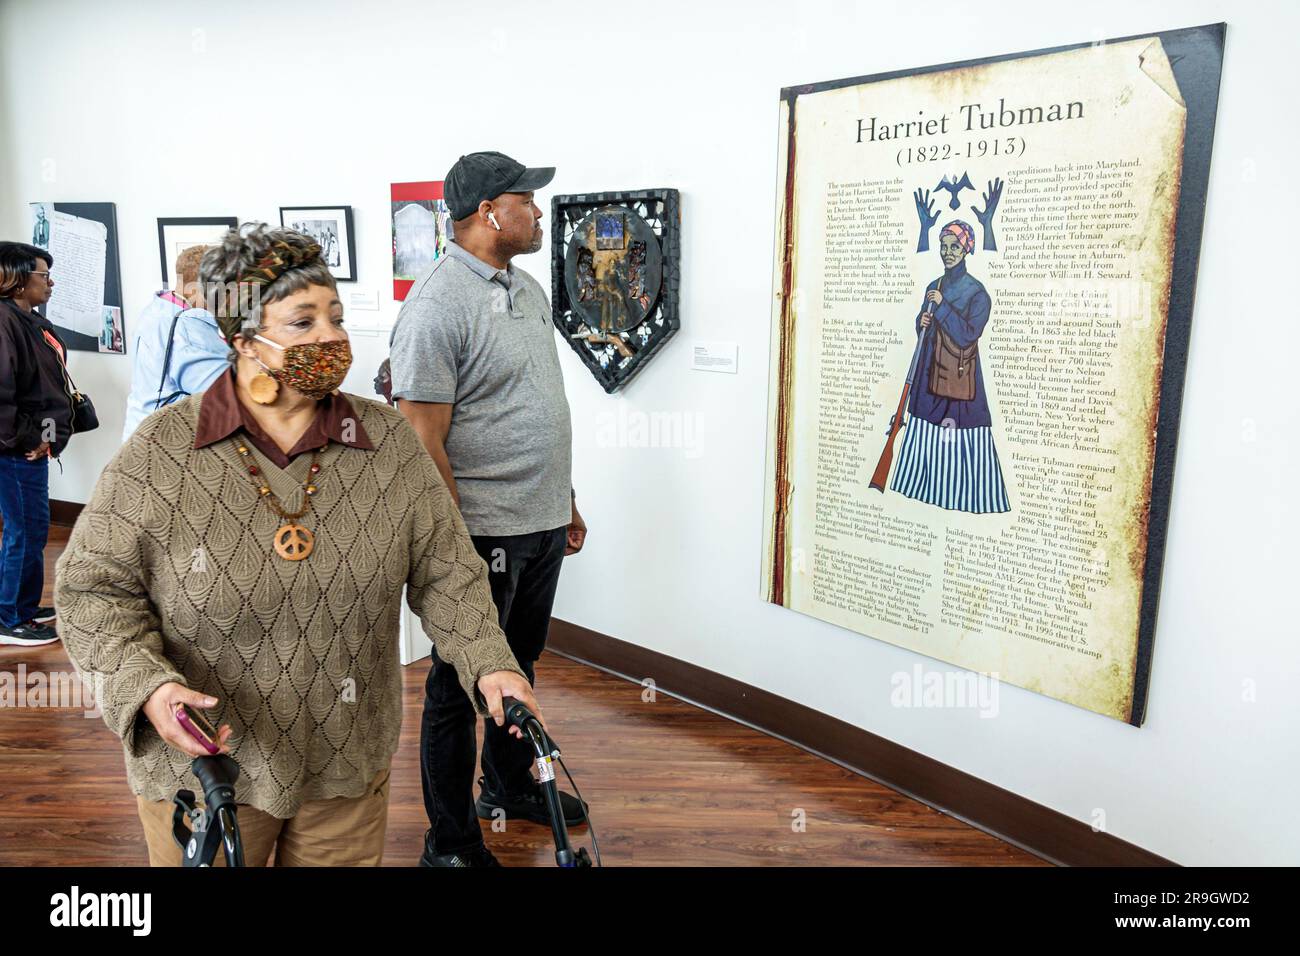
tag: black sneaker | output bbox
[33,606,56,623]
[418,830,501,867]
[475,775,588,828]
[0,620,59,646]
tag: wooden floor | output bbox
[0,526,1044,866]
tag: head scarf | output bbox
[212,237,322,341]
[940,220,975,256]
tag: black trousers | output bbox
[419,525,567,854]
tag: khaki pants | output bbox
[136,766,391,867]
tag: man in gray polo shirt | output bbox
[390,151,588,867]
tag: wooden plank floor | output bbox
[0,526,1044,866]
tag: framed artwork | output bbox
[391,181,448,300]
[280,205,356,282]
[761,24,1225,725]
[28,201,124,353]
[551,189,681,393]
[156,217,237,291]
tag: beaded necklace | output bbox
[232,439,326,561]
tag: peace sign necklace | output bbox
[231,439,326,561]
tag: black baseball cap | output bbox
[444,151,555,220]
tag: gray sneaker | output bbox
[0,620,59,646]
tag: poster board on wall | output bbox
[761,24,1225,725]
[28,201,124,353]
[390,181,447,301]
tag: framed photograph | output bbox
[280,205,356,282]
[157,217,237,291]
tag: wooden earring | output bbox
[249,371,280,404]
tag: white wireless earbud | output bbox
[488,212,502,231]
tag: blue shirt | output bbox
[122,292,228,440]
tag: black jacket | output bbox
[0,298,75,457]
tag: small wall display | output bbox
[100,306,123,354]
[280,205,356,282]
[28,201,124,353]
[157,217,238,291]
[551,188,681,393]
[390,181,448,300]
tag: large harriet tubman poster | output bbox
[761,25,1224,724]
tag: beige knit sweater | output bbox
[55,392,524,818]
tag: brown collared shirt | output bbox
[193,368,373,467]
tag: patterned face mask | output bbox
[254,335,352,399]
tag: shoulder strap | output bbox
[156,308,187,408]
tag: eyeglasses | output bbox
[29,271,52,281]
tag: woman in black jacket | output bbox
[0,241,73,645]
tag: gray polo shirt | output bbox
[389,241,573,537]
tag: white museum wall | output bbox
[1,0,1294,865]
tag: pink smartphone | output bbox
[174,703,221,755]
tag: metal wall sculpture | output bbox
[551,189,680,392]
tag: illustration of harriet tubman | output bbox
[890,220,1010,513]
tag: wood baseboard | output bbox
[547,617,1174,867]
[0,499,80,531]
[49,499,84,527]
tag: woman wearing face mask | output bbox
[55,223,542,866]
